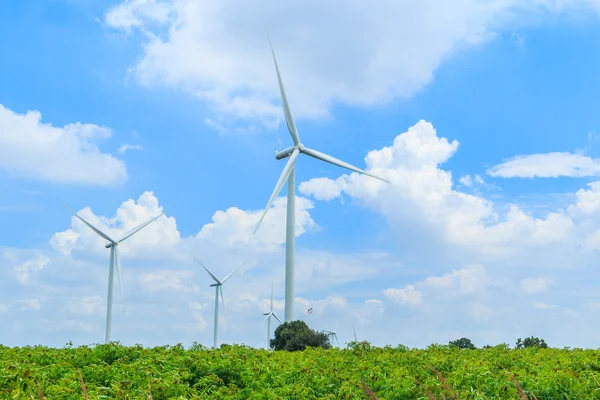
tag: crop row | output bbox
[2,343,600,399]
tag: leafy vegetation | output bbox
[269,320,331,351]
[2,341,600,399]
[449,338,477,350]
[516,336,549,349]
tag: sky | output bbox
[3,0,600,350]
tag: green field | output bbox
[2,342,600,399]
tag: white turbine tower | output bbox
[194,257,246,349]
[352,323,358,342]
[253,30,390,322]
[262,282,282,348]
[324,322,340,347]
[62,205,164,343]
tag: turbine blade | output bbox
[301,147,390,183]
[118,212,164,244]
[266,28,300,146]
[263,313,271,323]
[193,257,221,285]
[221,259,247,284]
[335,334,340,346]
[272,313,283,324]
[353,324,358,342]
[253,148,300,234]
[219,286,227,327]
[62,204,117,244]
[334,322,339,333]
[114,246,125,311]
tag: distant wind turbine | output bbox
[194,257,247,348]
[352,323,358,342]
[253,29,391,323]
[324,322,340,347]
[62,205,164,343]
[263,281,282,349]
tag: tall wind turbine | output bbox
[324,322,340,347]
[194,257,246,348]
[352,323,358,342]
[253,30,391,322]
[263,281,282,348]
[62,205,164,343]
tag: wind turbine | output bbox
[352,323,358,342]
[62,205,164,343]
[324,322,340,347]
[253,30,391,322]
[263,281,282,349]
[194,257,246,348]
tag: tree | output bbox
[516,336,548,349]
[449,337,476,350]
[270,320,331,351]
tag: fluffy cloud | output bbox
[103,0,600,129]
[0,104,127,185]
[13,255,50,285]
[67,296,104,316]
[520,277,555,294]
[298,178,342,201]
[297,120,599,263]
[488,153,600,178]
[383,285,422,306]
[138,270,199,293]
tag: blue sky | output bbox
[4,0,600,349]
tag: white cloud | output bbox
[488,152,600,178]
[103,0,600,129]
[0,104,127,185]
[187,301,208,332]
[13,256,50,285]
[520,277,555,294]
[67,296,104,316]
[117,144,144,154]
[104,0,175,32]
[533,301,558,310]
[299,177,342,201]
[138,270,199,293]
[422,264,489,295]
[18,298,43,311]
[459,175,474,187]
[383,285,422,306]
[298,120,583,260]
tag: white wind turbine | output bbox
[262,281,282,348]
[324,322,340,347]
[62,205,164,343]
[194,257,247,348]
[352,323,358,342]
[253,30,390,323]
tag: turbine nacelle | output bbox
[275,145,296,160]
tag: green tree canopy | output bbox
[516,336,548,349]
[270,320,331,351]
[449,338,476,350]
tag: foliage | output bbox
[516,336,549,349]
[2,342,600,398]
[449,337,476,350]
[269,320,331,351]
